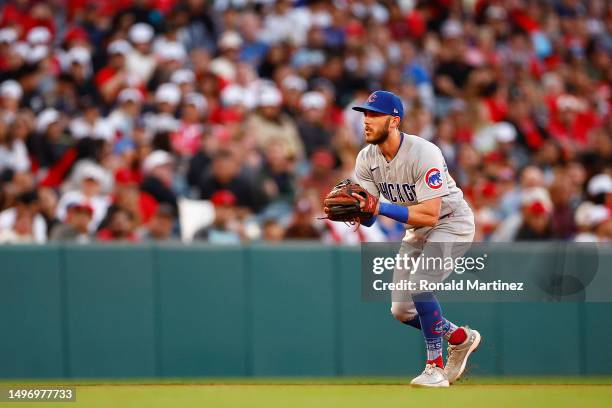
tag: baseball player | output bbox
[334,90,481,387]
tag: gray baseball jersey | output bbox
[353,132,472,227]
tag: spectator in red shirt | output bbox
[171,93,206,157]
[95,40,133,105]
[96,206,139,242]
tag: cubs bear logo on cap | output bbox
[352,90,404,120]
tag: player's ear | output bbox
[391,116,400,130]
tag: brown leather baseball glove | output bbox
[322,179,378,224]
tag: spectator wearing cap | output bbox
[218,84,255,124]
[107,88,143,141]
[170,69,196,96]
[140,150,178,213]
[279,74,308,114]
[126,23,157,84]
[64,46,98,101]
[197,148,259,212]
[492,122,529,170]
[26,108,66,171]
[138,203,176,242]
[515,187,554,241]
[296,91,332,158]
[26,27,52,53]
[148,42,187,91]
[49,201,93,243]
[56,162,111,233]
[245,86,304,160]
[210,31,243,82]
[193,189,244,244]
[492,183,547,242]
[0,190,46,243]
[574,202,611,242]
[171,93,207,157]
[62,27,90,50]
[144,83,181,135]
[0,80,22,120]
[96,40,134,101]
[586,173,612,208]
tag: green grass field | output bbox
[2,377,612,408]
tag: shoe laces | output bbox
[447,326,470,361]
[424,364,437,375]
[446,344,457,361]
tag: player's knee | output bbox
[390,304,418,322]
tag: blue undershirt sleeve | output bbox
[378,202,410,224]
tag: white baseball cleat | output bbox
[444,326,481,384]
[410,364,449,388]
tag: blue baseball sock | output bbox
[412,292,446,367]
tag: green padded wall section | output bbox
[0,246,64,378]
[249,244,337,376]
[62,245,156,377]
[156,245,248,376]
[0,244,610,378]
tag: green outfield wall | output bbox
[0,243,611,379]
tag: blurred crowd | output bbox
[0,0,610,244]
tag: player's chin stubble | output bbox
[365,117,391,145]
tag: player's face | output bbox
[363,111,392,145]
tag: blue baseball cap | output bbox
[352,90,404,120]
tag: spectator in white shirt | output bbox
[0,190,47,243]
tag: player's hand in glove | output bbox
[322,179,379,224]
